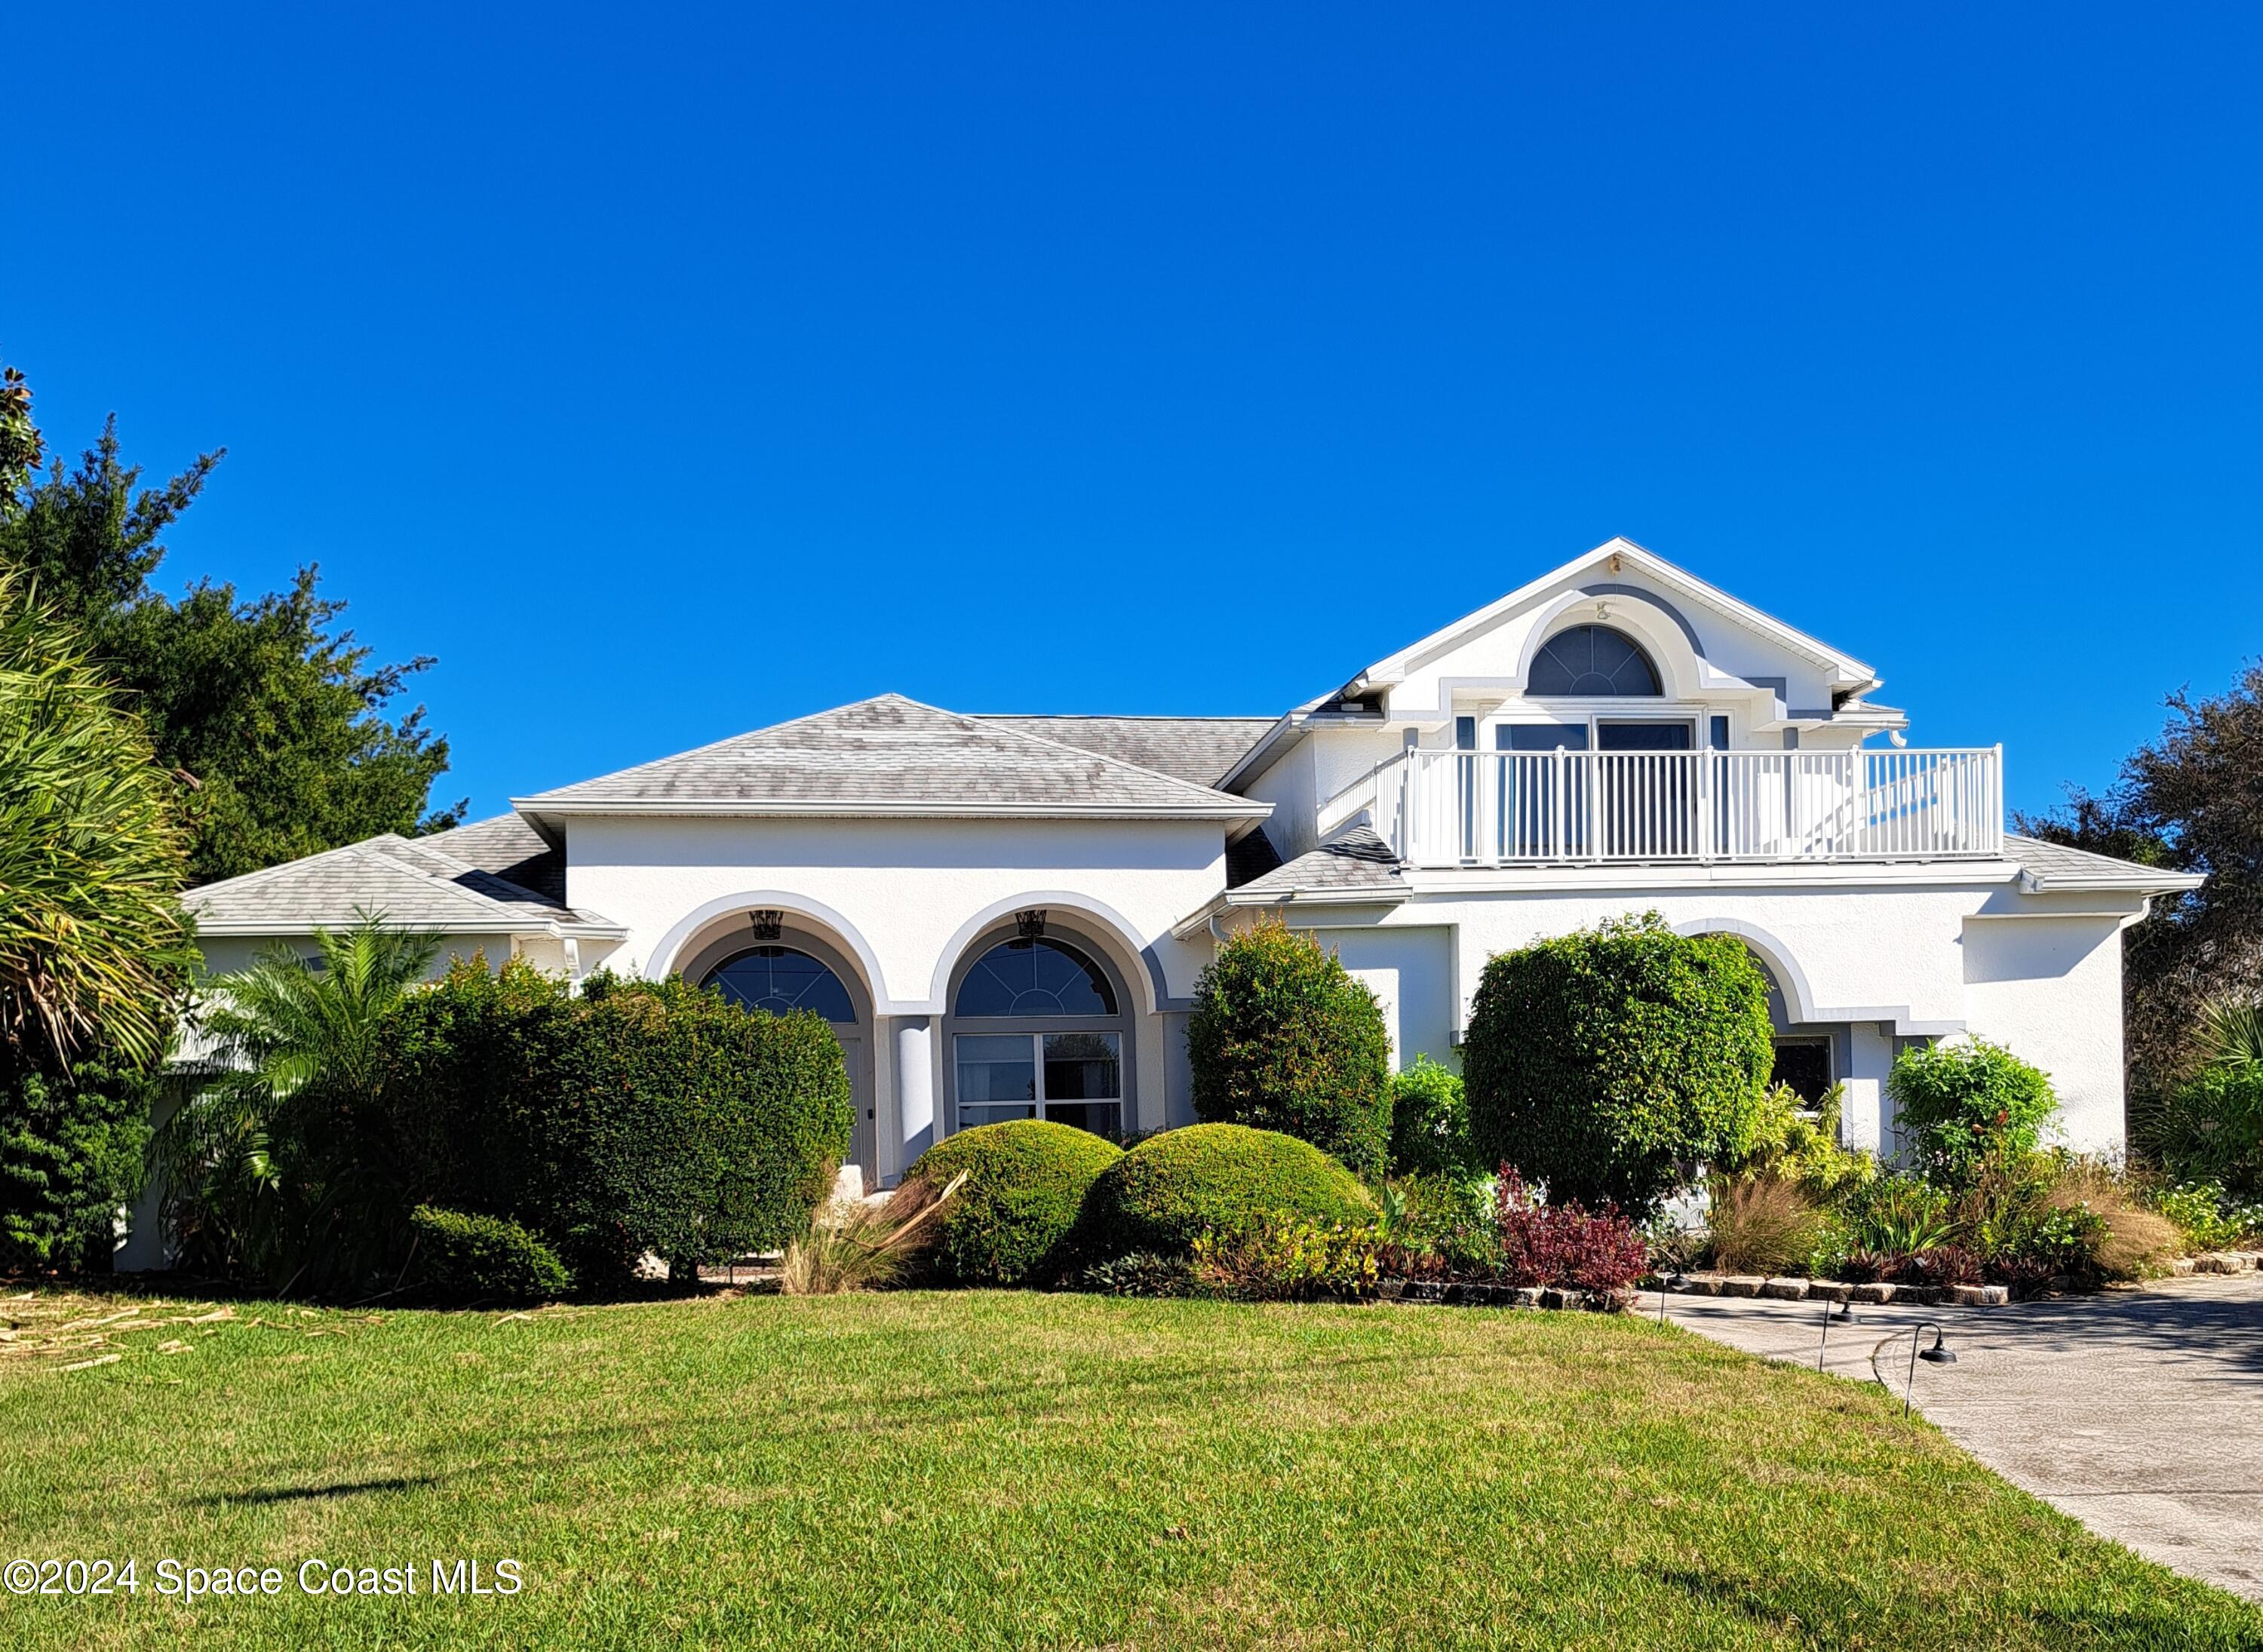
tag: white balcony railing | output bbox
[1324,746,2003,870]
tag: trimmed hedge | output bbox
[1887,1039,2057,1187]
[908,1120,1122,1285]
[1462,914,1774,1215]
[366,960,852,1288]
[1187,920,1393,1175]
[410,1205,573,1303]
[1079,1123,1374,1258]
[547,973,853,1282]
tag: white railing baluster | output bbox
[1332,745,2001,871]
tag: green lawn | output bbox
[2,1286,2255,1650]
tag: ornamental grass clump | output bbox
[780,1171,966,1296]
[1703,1175,1825,1276]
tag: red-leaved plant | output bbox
[1493,1168,1650,1292]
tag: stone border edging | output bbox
[1661,1273,2009,1307]
[2172,1250,2263,1276]
[1374,1279,1632,1313]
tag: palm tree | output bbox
[195,914,443,1101]
[2198,996,2263,1070]
[0,571,192,1072]
[156,912,440,1285]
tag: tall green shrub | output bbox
[1461,914,1775,1214]
[543,973,852,1282]
[1887,1039,2058,1187]
[1187,920,1392,1176]
[2145,1064,2263,1199]
[0,1055,157,1270]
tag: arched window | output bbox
[953,938,1117,1018]
[702,945,856,1023]
[950,935,1123,1139]
[1527,625,1661,696]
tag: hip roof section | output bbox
[514,694,1272,822]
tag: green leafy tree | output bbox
[1461,914,1775,1216]
[2019,662,2263,1092]
[0,359,462,884]
[1187,920,1393,1176]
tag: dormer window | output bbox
[1528,625,1660,696]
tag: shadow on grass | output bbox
[195,1475,442,1507]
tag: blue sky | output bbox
[9,5,2258,821]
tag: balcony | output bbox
[1324,746,2003,871]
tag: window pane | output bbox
[1501,723,1589,751]
[702,946,856,1022]
[1528,625,1660,697]
[960,1102,1039,1129]
[1770,1039,1834,1105]
[1042,1031,1120,1101]
[953,938,1116,1016]
[955,1034,1036,1106]
[1044,1101,1122,1139]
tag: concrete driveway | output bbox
[1660,1273,2263,1601]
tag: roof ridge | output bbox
[524,694,920,802]
[952,707,1259,806]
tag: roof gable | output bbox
[1351,537,1877,695]
[515,695,1270,821]
[186,834,616,937]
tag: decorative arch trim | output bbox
[1668,917,1821,1024]
[924,892,1171,1016]
[1514,588,1708,700]
[1669,917,1964,1037]
[645,890,890,1006]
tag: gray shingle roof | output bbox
[975,716,1276,789]
[423,812,565,902]
[2004,833,2205,893]
[186,834,619,936]
[1231,826,1407,902]
[516,695,1268,819]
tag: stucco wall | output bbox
[1961,914,2130,1156]
[1288,876,2138,1156]
[567,815,1227,1009]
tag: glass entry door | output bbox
[1595,720,1697,858]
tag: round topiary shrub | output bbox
[907,1120,1123,1285]
[1080,1123,1374,1258]
[1461,913,1774,1216]
[1187,920,1393,1175]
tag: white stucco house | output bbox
[175,537,2198,1196]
